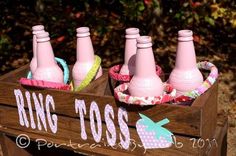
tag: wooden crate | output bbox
[0,65,226,156]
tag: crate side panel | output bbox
[0,82,201,137]
[0,65,29,82]
[80,70,108,96]
[201,82,218,138]
[0,105,200,156]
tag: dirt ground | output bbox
[218,70,236,156]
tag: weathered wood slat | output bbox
[206,115,227,156]
[0,64,29,82]
[0,81,202,137]
[200,81,218,139]
[0,104,228,156]
[0,133,32,156]
[0,105,203,156]
[80,70,109,96]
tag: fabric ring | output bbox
[19,78,71,91]
[114,82,176,105]
[174,61,218,102]
[27,57,69,84]
[73,55,101,92]
[55,57,69,84]
[109,64,162,82]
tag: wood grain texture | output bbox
[0,133,32,156]
[200,81,218,139]
[0,64,29,82]
[0,105,227,156]
[206,115,228,156]
[0,104,203,156]
[0,81,202,137]
[80,70,109,96]
[189,80,218,152]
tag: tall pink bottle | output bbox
[128,36,164,97]
[72,27,103,87]
[32,32,64,83]
[119,28,140,75]
[168,30,203,95]
[30,25,45,74]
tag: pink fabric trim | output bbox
[109,64,162,82]
[19,78,71,91]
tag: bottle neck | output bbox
[124,38,137,66]
[135,47,156,78]
[33,35,37,58]
[37,41,56,67]
[76,36,94,63]
[33,30,45,58]
[175,40,197,70]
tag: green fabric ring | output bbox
[73,55,102,91]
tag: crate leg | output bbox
[0,133,32,156]
[220,133,227,156]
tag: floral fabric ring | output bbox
[71,55,101,92]
[27,57,69,84]
[114,83,176,105]
[175,61,218,102]
[109,64,162,82]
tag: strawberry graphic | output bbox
[136,114,173,149]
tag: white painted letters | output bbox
[33,92,47,131]
[90,101,102,143]
[75,99,87,140]
[14,89,58,133]
[46,95,58,133]
[14,89,132,150]
[105,104,116,146]
[118,107,130,149]
[14,89,29,127]
[25,91,36,129]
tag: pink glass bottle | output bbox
[72,27,103,87]
[32,32,64,83]
[168,30,203,95]
[30,25,45,74]
[128,36,164,97]
[119,28,140,75]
